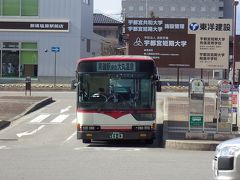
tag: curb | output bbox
[0,97,54,129]
[163,139,221,151]
[0,120,11,130]
[22,97,54,116]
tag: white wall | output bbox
[81,0,101,58]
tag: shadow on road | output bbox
[87,139,164,148]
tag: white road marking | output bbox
[16,125,45,138]
[30,114,50,123]
[64,132,76,143]
[50,114,69,123]
[0,146,10,150]
[28,122,64,125]
[72,118,77,123]
[74,147,142,152]
[60,106,72,113]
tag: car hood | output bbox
[217,137,240,150]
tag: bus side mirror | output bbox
[153,75,159,81]
[71,79,78,90]
[156,81,162,92]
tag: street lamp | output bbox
[145,0,148,18]
[232,0,239,85]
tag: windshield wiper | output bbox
[97,93,134,112]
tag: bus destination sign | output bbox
[97,62,136,72]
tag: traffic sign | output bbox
[51,47,60,52]
[190,115,204,127]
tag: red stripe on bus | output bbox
[77,109,155,119]
[101,126,132,132]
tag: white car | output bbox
[213,137,240,180]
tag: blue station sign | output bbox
[51,47,60,52]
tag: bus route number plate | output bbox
[109,132,124,139]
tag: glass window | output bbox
[211,7,216,12]
[0,41,38,78]
[3,42,19,49]
[87,39,91,53]
[191,7,196,12]
[21,42,37,49]
[3,0,20,16]
[181,7,186,12]
[20,51,38,65]
[21,0,38,16]
[77,73,154,110]
[201,7,206,12]
[171,6,176,11]
[159,6,163,11]
[139,6,144,11]
[83,0,90,5]
[2,50,19,77]
[140,79,152,108]
[20,43,38,77]
[0,0,2,15]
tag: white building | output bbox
[122,0,233,19]
[0,0,100,83]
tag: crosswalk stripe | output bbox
[51,114,69,123]
[72,118,77,123]
[30,114,50,123]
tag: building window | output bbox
[2,42,19,77]
[159,6,163,11]
[180,7,186,12]
[83,0,90,4]
[139,6,144,11]
[21,0,38,16]
[20,42,38,77]
[191,7,196,12]
[0,0,38,16]
[0,42,38,78]
[201,7,206,12]
[149,6,154,11]
[211,7,216,12]
[129,6,134,11]
[170,6,176,12]
[2,0,20,16]
[87,39,91,53]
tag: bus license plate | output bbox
[110,132,124,139]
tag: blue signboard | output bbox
[51,47,60,52]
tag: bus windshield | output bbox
[77,73,155,110]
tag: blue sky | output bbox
[94,0,240,34]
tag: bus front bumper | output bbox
[77,131,155,141]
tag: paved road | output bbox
[0,91,214,180]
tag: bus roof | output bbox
[77,55,154,64]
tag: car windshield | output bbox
[77,73,155,110]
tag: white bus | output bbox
[73,56,161,144]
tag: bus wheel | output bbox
[82,139,91,143]
[145,139,154,145]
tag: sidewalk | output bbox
[0,96,53,130]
